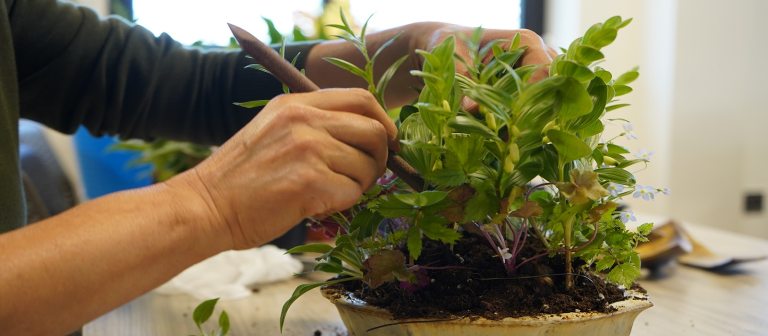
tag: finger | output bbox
[280,88,399,150]
[460,96,479,114]
[547,46,558,59]
[303,169,362,218]
[479,29,553,66]
[310,108,389,174]
[324,138,382,190]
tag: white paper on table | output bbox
[155,244,303,300]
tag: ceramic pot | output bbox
[321,287,651,336]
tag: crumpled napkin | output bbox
[155,245,303,300]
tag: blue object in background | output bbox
[74,127,152,199]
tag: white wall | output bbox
[546,0,768,238]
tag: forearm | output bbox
[305,22,446,108]
[0,181,227,335]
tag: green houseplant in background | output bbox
[273,13,657,335]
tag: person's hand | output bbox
[166,88,397,250]
[408,23,557,82]
[404,23,557,111]
[307,22,556,109]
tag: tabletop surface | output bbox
[84,223,768,336]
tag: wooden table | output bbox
[84,224,768,336]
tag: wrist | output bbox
[160,170,234,256]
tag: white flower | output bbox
[623,122,638,140]
[619,211,637,223]
[634,149,654,161]
[498,247,513,261]
[632,185,655,201]
[607,183,625,197]
[660,187,671,195]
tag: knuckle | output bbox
[279,103,311,123]
[268,93,291,106]
[368,119,388,140]
[517,28,537,38]
[288,168,323,195]
[349,88,378,106]
[288,133,321,155]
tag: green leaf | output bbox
[233,100,269,109]
[462,188,499,222]
[613,85,633,96]
[376,54,409,109]
[603,16,623,29]
[556,60,595,83]
[394,191,448,207]
[606,262,641,288]
[285,243,333,255]
[574,45,604,64]
[586,27,618,49]
[323,57,367,79]
[546,130,592,161]
[279,278,353,331]
[218,310,230,336]
[569,77,608,130]
[595,167,636,185]
[374,194,418,218]
[372,32,403,62]
[606,143,630,155]
[448,116,500,140]
[418,215,461,243]
[596,255,616,272]
[444,133,487,173]
[557,78,593,120]
[292,26,308,42]
[349,209,383,240]
[262,17,283,44]
[594,68,612,83]
[337,8,355,35]
[193,298,219,330]
[615,68,639,85]
[617,18,633,29]
[579,120,604,137]
[407,226,423,261]
[606,103,631,112]
[637,223,654,236]
[314,260,344,274]
[425,167,467,187]
[616,159,648,169]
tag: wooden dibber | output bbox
[228,23,425,191]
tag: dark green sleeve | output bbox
[9,0,318,145]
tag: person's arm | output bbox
[0,88,396,335]
[11,0,317,144]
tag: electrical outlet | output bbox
[745,193,763,213]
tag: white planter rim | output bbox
[322,286,652,327]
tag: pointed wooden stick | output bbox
[228,23,425,191]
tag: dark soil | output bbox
[335,233,635,320]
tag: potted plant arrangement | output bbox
[271,13,656,336]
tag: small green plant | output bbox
[274,13,662,331]
[190,298,230,336]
